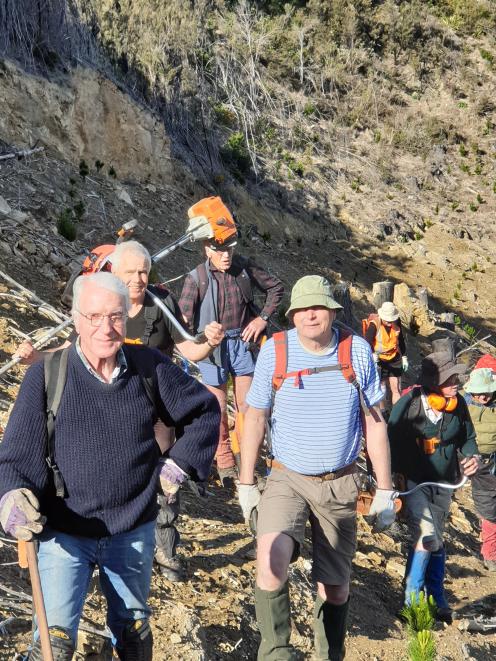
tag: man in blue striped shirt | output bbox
[238,275,396,661]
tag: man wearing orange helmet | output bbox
[179,198,284,486]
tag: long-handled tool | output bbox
[145,289,205,343]
[151,195,236,264]
[18,541,54,661]
[0,318,73,377]
[357,475,469,516]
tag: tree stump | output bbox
[431,337,456,359]
[333,282,354,328]
[372,281,394,309]
[439,312,456,331]
[417,287,429,308]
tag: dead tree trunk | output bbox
[372,281,394,309]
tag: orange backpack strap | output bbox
[338,329,370,417]
[272,331,288,394]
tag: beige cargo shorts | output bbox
[257,464,359,585]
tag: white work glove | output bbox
[238,483,261,524]
[159,459,187,504]
[402,356,409,372]
[368,489,396,533]
[0,488,46,540]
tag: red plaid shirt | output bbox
[179,256,283,331]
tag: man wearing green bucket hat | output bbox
[238,275,395,660]
[464,366,496,571]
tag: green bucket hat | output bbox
[286,275,342,317]
[464,368,496,394]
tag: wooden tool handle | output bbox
[25,541,54,661]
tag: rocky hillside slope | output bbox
[0,1,496,659]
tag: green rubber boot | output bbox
[313,596,350,661]
[255,582,296,660]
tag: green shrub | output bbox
[458,101,468,109]
[463,322,477,339]
[480,48,494,64]
[303,102,317,117]
[469,202,478,211]
[220,132,252,178]
[108,166,117,178]
[95,160,105,172]
[56,208,77,241]
[73,200,85,221]
[79,159,89,178]
[459,143,468,156]
[213,104,237,127]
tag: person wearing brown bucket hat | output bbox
[464,367,496,571]
[363,301,408,413]
[238,274,395,660]
[388,350,481,623]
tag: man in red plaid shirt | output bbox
[179,228,283,485]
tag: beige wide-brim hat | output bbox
[465,368,496,394]
[286,275,342,317]
[378,301,400,323]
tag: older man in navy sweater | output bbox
[0,272,220,660]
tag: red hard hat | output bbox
[82,244,115,274]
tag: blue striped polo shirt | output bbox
[246,327,383,475]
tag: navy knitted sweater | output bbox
[0,344,220,537]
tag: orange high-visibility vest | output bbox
[368,314,400,361]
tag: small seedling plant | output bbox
[400,591,437,661]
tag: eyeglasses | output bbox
[76,310,127,327]
[207,244,236,253]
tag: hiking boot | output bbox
[218,465,238,489]
[483,559,496,571]
[435,607,453,625]
[155,552,186,582]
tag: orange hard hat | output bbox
[82,244,115,274]
[187,196,237,245]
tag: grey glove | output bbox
[238,483,261,524]
[368,489,396,533]
[0,488,46,540]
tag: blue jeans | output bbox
[36,520,155,646]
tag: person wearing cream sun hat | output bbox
[464,366,496,571]
[364,300,408,412]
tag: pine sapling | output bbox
[407,629,436,661]
[400,591,437,634]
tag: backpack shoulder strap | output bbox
[44,347,71,498]
[189,262,209,303]
[271,331,288,394]
[123,346,172,426]
[232,255,254,305]
[337,329,370,417]
[142,287,166,346]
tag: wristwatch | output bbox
[259,311,270,322]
